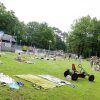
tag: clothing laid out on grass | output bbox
[0,73,19,89]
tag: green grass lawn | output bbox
[0,52,100,100]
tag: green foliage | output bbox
[22,45,28,51]
[55,34,67,51]
[0,2,67,51]
[26,22,56,49]
[0,2,27,45]
[0,3,19,35]
[68,15,100,57]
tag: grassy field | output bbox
[0,52,100,100]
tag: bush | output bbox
[22,45,28,51]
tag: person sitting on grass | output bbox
[16,53,22,61]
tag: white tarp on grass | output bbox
[0,73,15,84]
[38,74,71,86]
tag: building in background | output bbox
[0,31,16,52]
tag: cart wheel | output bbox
[88,75,94,81]
[72,73,78,81]
[64,69,70,77]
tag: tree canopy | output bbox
[1,2,100,56]
[0,2,67,51]
[67,15,100,57]
[26,22,56,49]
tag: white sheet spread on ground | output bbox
[16,74,59,89]
[0,73,15,84]
[38,74,71,85]
[0,73,19,89]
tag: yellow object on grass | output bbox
[16,74,59,89]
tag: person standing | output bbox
[68,54,71,61]
[75,55,78,61]
[79,55,82,63]
[90,56,94,69]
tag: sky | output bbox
[0,0,100,32]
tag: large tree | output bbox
[55,34,67,51]
[0,3,18,35]
[68,15,100,57]
[26,22,55,49]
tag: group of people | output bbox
[16,52,100,71]
[65,54,82,63]
[90,56,100,71]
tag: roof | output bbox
[1,34,16,42]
